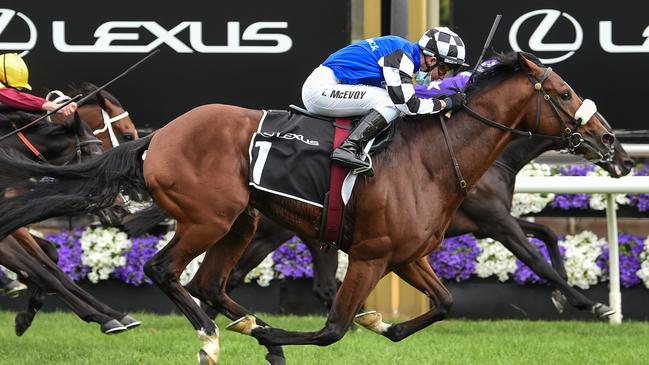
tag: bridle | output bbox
[48,89,130,149]
[439,65,610,194]
[94,108,130,148]
[462,67,602,155]
[8,115,103,165]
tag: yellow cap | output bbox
[0,53,31,90]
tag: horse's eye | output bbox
[123,134,134,141]
[560,91,571,101]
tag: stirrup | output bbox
[352,152,373,176]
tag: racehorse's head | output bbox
[55,113,104,163]
[515,52,615,162]
[73,82,139,150]
[592,111,634,178]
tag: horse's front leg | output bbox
[487,216,613,318]
[14,286,46,336]
[354,257,452,341]
[228,257,387,347]
[186,211,287,365]
[515,217,570,313]
[303,236,338,307]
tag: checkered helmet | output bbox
[418,27,469,67]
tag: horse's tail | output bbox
[123,205,170,237]
[0,134,154,239]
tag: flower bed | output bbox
[2,162,647,291]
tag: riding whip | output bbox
[0,49,160,142]
[460,14,502,93]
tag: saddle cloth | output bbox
[248,110,334,207]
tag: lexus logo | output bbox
[509,9,583,64]
[0,9,37,57]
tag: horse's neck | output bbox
[495,137,557,175]
[448,89,533,189]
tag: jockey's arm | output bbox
[0,87,47,110]
[379,50,446,115]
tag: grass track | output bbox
[0,311,647,364]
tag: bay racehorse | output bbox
[195,110,631,319]
[0,109,140,335]
[0,52,616,364]
[70,82,139,150]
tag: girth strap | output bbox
[438,114,468,194]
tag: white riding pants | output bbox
[301,65,400,122]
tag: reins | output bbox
[440,65,602,194]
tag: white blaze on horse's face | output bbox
[575,99,597,125]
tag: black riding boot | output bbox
[331,109,388,176]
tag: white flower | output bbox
[511,162,555,217]
[244,253,275,287]
[474,238,516,281]
[336,250,349,282]
[180,253,205,286]
[561,231,604,289]
[636,237,649,288]
[587,167,630,210]
[80,227,131,283]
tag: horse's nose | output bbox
[601,133,615,147]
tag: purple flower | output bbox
[628,164,649,212]
[550,164,596,210]
[429,234,481,282]
[272,236,314,279]
[513,237,565,285]
[113,235,162,286]
[597,233,644,288]
[45,227,89,281]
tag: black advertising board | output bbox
[0,2,350,128]
[452,1,649,131]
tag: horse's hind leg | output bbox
[12,229,139,329]
[144,216,247,365]
[185,210,286,365]
[355,257,452,342]
[0,236,125,334]
[231,256,387,348]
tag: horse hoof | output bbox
[591,303,615,319]
[550,290,567,314]
[226,314,259,335]
[14,312,32,336]
[197,349,217,365]
[354,311,390,334]
[119,315,142,329]
[101,319,128,334]
[266,353,286,365]
[2,280,27,298]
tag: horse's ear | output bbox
[95,90,107,107]
[517,52,538,74]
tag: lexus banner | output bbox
[452,1,648,131]
[0,1,350,128]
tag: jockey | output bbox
[302,27,469,176]
[0,53,77,117]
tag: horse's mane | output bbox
[67,82,123,107]
[465,51,544,96]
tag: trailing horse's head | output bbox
[592,111,634,178]
[516,52,615,162]
[72,82,139,150]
